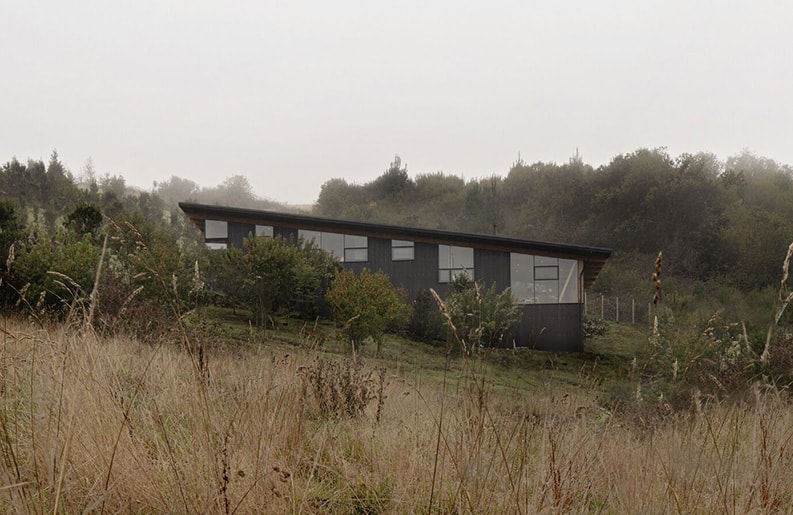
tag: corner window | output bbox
[392,240,414,261]
[438,245,474,283]
[510,253,579,304]
[558,258,579,303]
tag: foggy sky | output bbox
[2,1,792,205]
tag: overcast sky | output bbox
[2,1,791,205]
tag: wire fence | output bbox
[584,292,653,326]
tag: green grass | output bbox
[198,306,649,403]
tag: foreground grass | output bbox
[1,316,793,513]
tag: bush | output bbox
[222,235,341,326]
[9,228,100,319]
[325,268,412,354]
[408,289,446,344]
[444,275,520,352]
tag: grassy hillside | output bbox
[2,316,792,513]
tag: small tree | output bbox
[223,235,341,326]
[66,202,103,238]
[445,275,521,353]
[326,269,412,354]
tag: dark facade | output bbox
[180,202,611,352]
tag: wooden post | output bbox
[616,297,620,323]
[632,299,635,324]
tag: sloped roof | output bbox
[179,202,611,288]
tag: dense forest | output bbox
[2,147,792,312]
[315,149,793,294]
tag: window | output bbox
[344,235,368,262]
[204,220,228,249]
[558,258,579,303]
[255,225,273,238]
[322,232,344,260]
[392,240,414,261]
[510,253,535,303]
[298,230,367,262]
[438,245,474,283]
[510,253,579,304]
[534,256,559,303]
[205,220,228,239]
[299,230,320,245]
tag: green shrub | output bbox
[10,228,100,318]
[221,234,341,326]
[444,275,520,352]
[325,268,412,354]
[408,289,446,344]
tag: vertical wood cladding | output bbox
[512,304,583,352]
[229,223,254,248]
[474,249,510,291]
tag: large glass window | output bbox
[392,240,414,261]
[510,253,535,303]
[510,253,579,304]
[298,230,367,262]
[534,256,559,303]
[322,232,344,260]
[299,230,320,245]
[558,258,579,303]
[438,245,474,283]
[344,235,368,262]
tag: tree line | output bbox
[315,150,793,292]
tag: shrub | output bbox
[300,356,386,419]
[325,268,412,354]
[221,235,341,326]
[10,228,100,318]
[408,289,447,344]
[444,275,520,352]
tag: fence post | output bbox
[632,299,635,324]
[616,297,620,323]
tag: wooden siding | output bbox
[229,223,254,248]
[474,248,510,291]
[511,304,583,352]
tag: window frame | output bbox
[391,239,415,261]
[438,244,474,283]
[343,234,368,263]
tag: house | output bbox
[179,202,611,352]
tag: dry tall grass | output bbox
[2,316,793,513]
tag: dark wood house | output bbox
[180,202,611,352]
